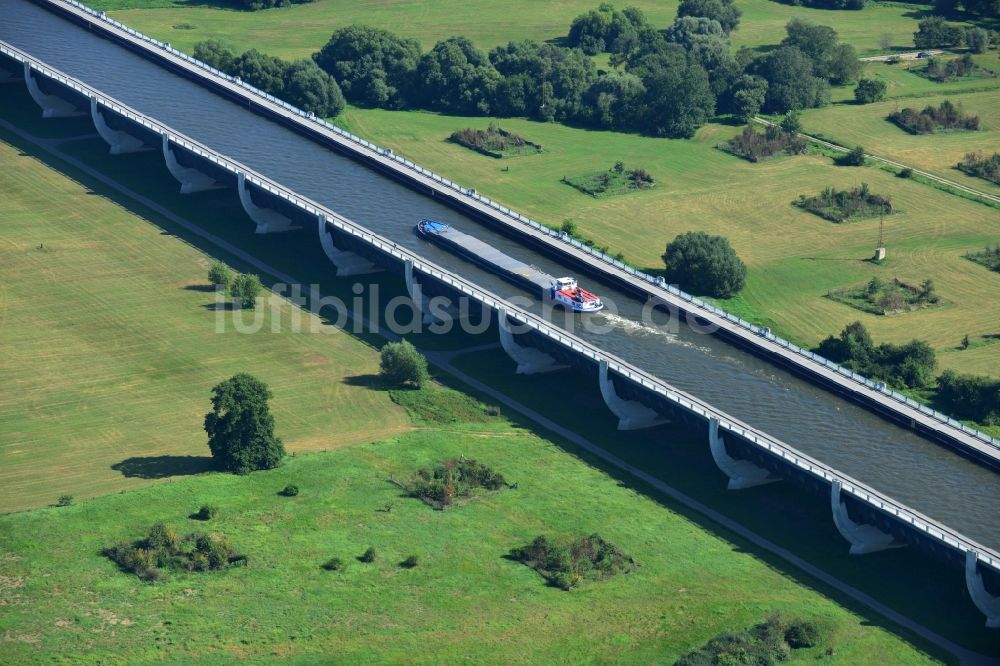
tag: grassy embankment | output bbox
[2,88,997,659]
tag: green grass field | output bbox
[337,106,1000,377]
[0,409,942,662]
[94,0,937,59]
[803,65,1000,195]
[0,133,410,512]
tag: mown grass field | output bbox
[337,107,1000,377]
[0,406,943,662]
[93,0,935,59]
[804,62,1000,194]
[0,132,410,512]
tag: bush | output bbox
[379,340,429,388]
[449,124,542,158]
[889,100,979,135]
[402,458,507,509]
[322,557,344,571]
[56,495,74,507]
[785,620,821,648]
[914,16,965,49]
[278,484,299,497]
[957,152,1000,185]
[898,167,913,178]
[231,273,263,309]
[936,370,1000,425]
[359,547,377,563]
[662,231,746,298]
[721,124,806,162]
[563,163,656,197]
[509,534,636,590]
[854,78,887,104]
[400,555,419,569]
[208,261,233,291]
[192,505,218,521]
[204,373,285,475]
[815,321,937,389]
[794,183,892,223]
[921,55,994,82]
[837,145,866,166]
[103,523,245,581]
[965,244,1000,272]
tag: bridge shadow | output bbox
[112,455,217,479]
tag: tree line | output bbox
[195,4,864,139]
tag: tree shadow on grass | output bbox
[343,373,386,389]
[112,455,217,479]
[184,284,217,292]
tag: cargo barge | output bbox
[416,219,603,312]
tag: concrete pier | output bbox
[317,215,380,276]
[24,62,82,117]
[237,171,298,234]
[708,418,779,490]
[91,98,145,154]
[498,309,566,374]
[831,480,901,555]
[599,360,667,430]
[162,135,217,194]
[966,551,1000,628]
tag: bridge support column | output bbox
[404,259,454,325]
[599,360,667,430]
[91,99,146,155]
[966,551,1000,628]
[237,172,298,234]
[162,135,219,194]
[24,63,84,118]
[708,418,779,490]
[497,308,566,375]
[830,480,900,555]
[317,215,380,276]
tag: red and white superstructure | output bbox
[550,277,604,312]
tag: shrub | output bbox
[794,183,891,222]
[231,273,263,309]
[359,547,377,563]
[379,340,429,388]
[192,505,218,521]
[936,370,1000,425]
[921,54,994,82]
[889,100,979,135]
[402,458,507,509]
[208,261,233,291]
[957,152,1000,185]
[662,231,746,298]
[322,557,344,571]
[103,523,245,581]
[899,167,913,179]
[449,124,541,158]
[56,495,74,507]
[964,244,1000,272]
[278,484,299,497]
[204,373,285,475]
[563,163,655,197]
[785,620,821,648]
[400,555,419,569]
[854,78,887,104]
[837,145,866,166]
[721,124,806,162]
[815,321,936,389]
[509,534,635,590]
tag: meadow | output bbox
[93,0,935,58]
[0,397,945,663]
[0,127,410,512]
[803,59,1000,194]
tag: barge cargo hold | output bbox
[416,219,603,312]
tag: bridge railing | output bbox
[54,0,1000,453]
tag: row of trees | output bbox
[193,42,345,117]
[294,8,862,137]
[914,16,993,51]
[816,322,937,389]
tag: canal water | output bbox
[3,0,998,546]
